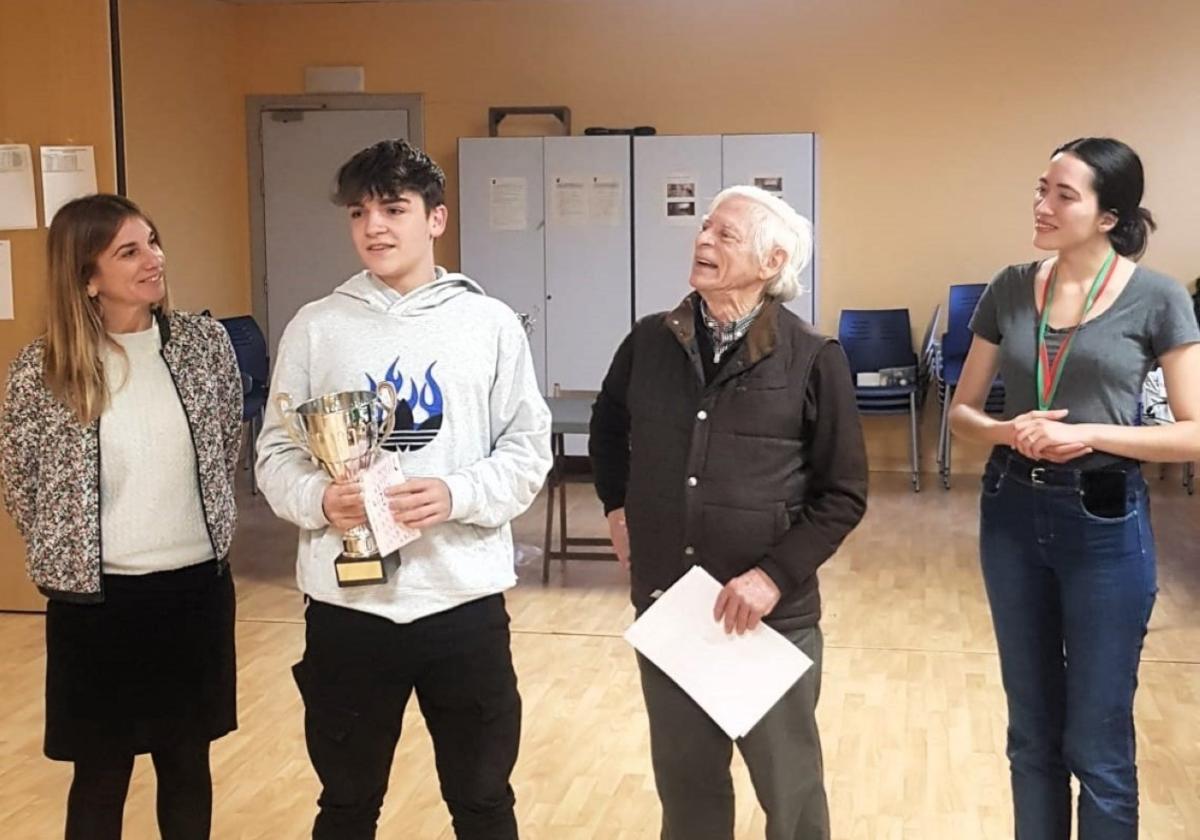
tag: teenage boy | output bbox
[257,139,551,840]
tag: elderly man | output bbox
[590,186,868,840]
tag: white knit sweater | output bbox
[99,325,213,575]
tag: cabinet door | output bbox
[722,133,817,326]
[632,135,723,319]
[458,137,547,391]
[543,136,632,395]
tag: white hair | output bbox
[706,185,813,302]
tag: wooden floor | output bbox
[2,466,1199,839]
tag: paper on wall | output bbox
[489,176,528,231]
[41,146,97,227]
[551,175,589,226]
[0,240,13,320]
[0,145,38,230]
[589,175,623,226]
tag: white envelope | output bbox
[624,566,813,739]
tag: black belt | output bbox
[991,447,1141,488]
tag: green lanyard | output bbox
[1036,250,1117,411]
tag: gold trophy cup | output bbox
[276,384,399,586]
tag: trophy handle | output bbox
[275,392,308,449]
[372,381,398,455]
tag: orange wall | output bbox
[231,0,1200,298]
[227,0,1200,471]
[122,0,249,317]
[0,0,116,610]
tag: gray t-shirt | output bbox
[970,261,1200,466]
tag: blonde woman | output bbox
[0,194,242,839]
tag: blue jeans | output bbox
[979,449,1156,840]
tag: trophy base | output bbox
[335,552,400,588]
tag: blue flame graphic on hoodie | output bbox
[366,359,444,452]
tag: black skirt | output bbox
[44,559,237,761]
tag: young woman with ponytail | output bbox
[949,138,1200,839]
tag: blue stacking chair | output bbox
[935,283,1005,489]
[918,304,942,412]
[218,316,269,495]
[839,308,922,491]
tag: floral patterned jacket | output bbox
[0,311,242,602]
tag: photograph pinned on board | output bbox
[664,176,699,225]
[666,201,696,218]
[666,180,696,199]
[753,175,784,196]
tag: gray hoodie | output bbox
[256,269,552,623]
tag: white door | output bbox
[260,108,410,357]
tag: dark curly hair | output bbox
[332,138,445,214]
